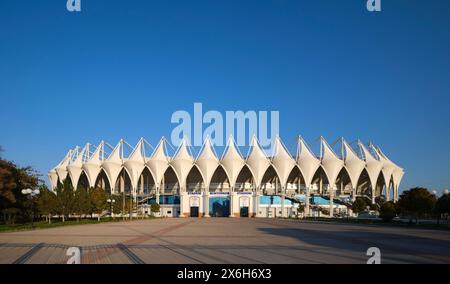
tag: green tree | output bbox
[352,197,367,215]
[379,201,396,222]
[54,179,74,222]
[434,192,450,225]
[90,187,107,221]
[73,186,90,221]
[37,185,57,224]
[150,203,160,216]
[398,187,436,224]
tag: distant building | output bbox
[48,136,404,218]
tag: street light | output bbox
[21,188,40,229]
[107,198,116,219]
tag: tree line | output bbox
[352,187,450,223]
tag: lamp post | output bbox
[21,188,40,229]
[107,198,116,220]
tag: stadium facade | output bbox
[48,136,404,218]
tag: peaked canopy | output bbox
[296,138,320,188]
[146,138,170,186]
[55,149,73,184]
[102,140,124,190]
[320,138,344,188]
[195,137,219,189]
[123,138,149,191]
[170,138,195,190]
[246,136,271,189]
[220,136,245,188]
[67,144,88,189]
[47,170,58,190]
[343,140,366,189]
[82,141,105,188]
[373,145,396,188]
[358,142,383,191]
[271,136,296,188]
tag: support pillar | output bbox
[329,185,335,218]
[305,185,311,218]
[281,190,285,218]
[204,190,210,217]
[229,190,234,217]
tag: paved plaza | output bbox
[0,218,449,264]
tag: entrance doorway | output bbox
[209,197,230,217]
[240,207,249,217]
[190,206,199,217]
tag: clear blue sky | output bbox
[1,0,449,193]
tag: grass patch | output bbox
[0,217,157,233]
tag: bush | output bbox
[150,203,160,216]
[352,197,367,215]
[379,202,396,222]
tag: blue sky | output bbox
[0,0,449,193]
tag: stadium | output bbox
[48,136,404,218]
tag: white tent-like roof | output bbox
[373,145,396,188]
[342,139,366,190]
[392,167,405,193]
[54,149,73,185]
[358,141,383,191]
[67,144,88,189]
[123,138,148,191]
[271,136,296,188]
[47,170,58,190]
[296,137,320,188]
[170,138,194,190]
[195,137,219,190]
[246,136,271,189]
[146,138,170,187]
[82,141,105,188]
[220,136,245,189]
[102,140,124,190]
[320,137,344,188]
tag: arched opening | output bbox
[335,168,352,196]
[235,165,255,192]
[95,169,111,194]
[375,172,386,199]
[210,166,230,193]
[160,166,180,195]
[286,166,306,196]
[390,179,395,201]
[311,166,329,195]
[261,166,281,196]
[115,168,132,194]
[137,167,156,196]
[356,168,371,197]
[209,165,231,217]
[78,171,90,190]
[186,166,204,193]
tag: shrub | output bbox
[379,202,396,222]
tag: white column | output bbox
[180,190,185,218]
[281,186,285,218]
[305,185,311,217]
[229,189,234,217]
[204,190,210,217]
[329,185,334,218]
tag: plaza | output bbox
[0,218,449,264]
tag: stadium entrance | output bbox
[209,196,230,217]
